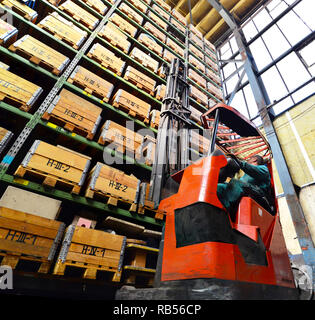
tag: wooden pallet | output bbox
[85,162,140,212]
[37,12,88,50]
[9,35,69,75]
[171,8,186,26]
[151,3,169,20]
[0,207,65,274]
[2,0,38,22]
[98,120,143,155]
[155,0,171,12]
[87,43,125,76]
[155,84,166,100]
[112,89,151,124]
[109,12,138,37]
[118,2,144,25]
[166,38,184,57]
[149,109,160,129]
[99,22,131,54]
[42,88,102,140]
[143,22,166,43]
[126,0,148,14]
[190,85,208,106]
[0,67,42,112]
[130,48,159,73]
[15,140,91,195]
[58,0,99,30]
[81,0,108,15]
[53,225,126,282]
[148,11,167,30]
[138,33,163,57]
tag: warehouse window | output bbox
[218,0,315,121]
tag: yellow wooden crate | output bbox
[98,22,131,54]
[124,65,156,95]
[138,33,163,57]
[148,10,167,30]
[188,54,206,73]
[53,225,126,281]
[130,47,159,73]
[37,12,88,50]
[189,84,208,106]
[0,67,42,112]
[188,68,207,89]
[126,0,147,13]
[207,82,223,100]
[188,24,203,40]
[154,0,171,12]
[109,12,138,37]
[166,37,184,57]
[15,140,91,194]
[0,206,65,273]
[136,135,156,166]
[98,119,143,155]
[143,21,166,43]
[118,2,144,25]
[162,48,176,63]
[155,84,166,100]
[206,67,221,86]
[85,162,140,211]
[189,31,203,48]
[151,3,169,20]
[42,88,102,140]
[9,35,70,75]
[189,43,204,60]
[81,0,108,15]
[58,0,99,30]
[169,17,186,34]
[2,0,38,22]
[68,65,114,102]
[189,106,203,125]
[0,127,13,154]
[171,8,186,26]
[0,19,18,46]
[149,109,160,129]
[87,43,126,76]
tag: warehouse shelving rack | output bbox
[0,0,223,295]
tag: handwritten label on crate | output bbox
[81,244,106,257]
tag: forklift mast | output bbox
[149,58,191,207]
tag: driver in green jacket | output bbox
[217,154,273,218]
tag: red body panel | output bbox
[159,153,296,288]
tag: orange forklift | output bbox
[116,59,299,300]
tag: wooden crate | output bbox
[87,43,126,76]
[118,2,144,25]
[81,0,108,15]
[206,67,221,86]
[98,22,131,54]
[188,24,203,40]
[2,0,38,22]
[59,0,99,30]
[204,38,216,52]
[189,84,208,106]
[148,11,167,30]
[205,46,217,61]
[0,19,18,47]
[53,224,126,281]
[151,4,169,21]
[162,48,176,63]
[154,0,171,12]
[143,22,166,43]
[166,37,184,57]
[130,47,159,73]
[137,182,165,220]
[0,207,65,273]
[0,67,42,112]
[68,65,114,102]
[189,106,203,125]
[85,162,140,212]
[124,65,156,95]
[112,89,151,123]
[15,140,91,194]
[170,8,186,26]
[126,0,147,14]
[189,31,203,49]
[37,12,88,50]
[109,12,138,37]
[136,135,156,166]
[188,54,205,73]
[138,33,163,57]
[98,119,143,154]
[188,68,207,89]
[9,35,70,75]
[190,130,210,154]
[205,55,219,72]
[207,82,223,100]
[169,17,185,34]
[209,97,217,108]
[155,84,166,100]
[149,109,160,129]
[0,127,13,154]
[42,88,102,140]
[189,43,203,60]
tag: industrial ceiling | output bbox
[166,0,267,44]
